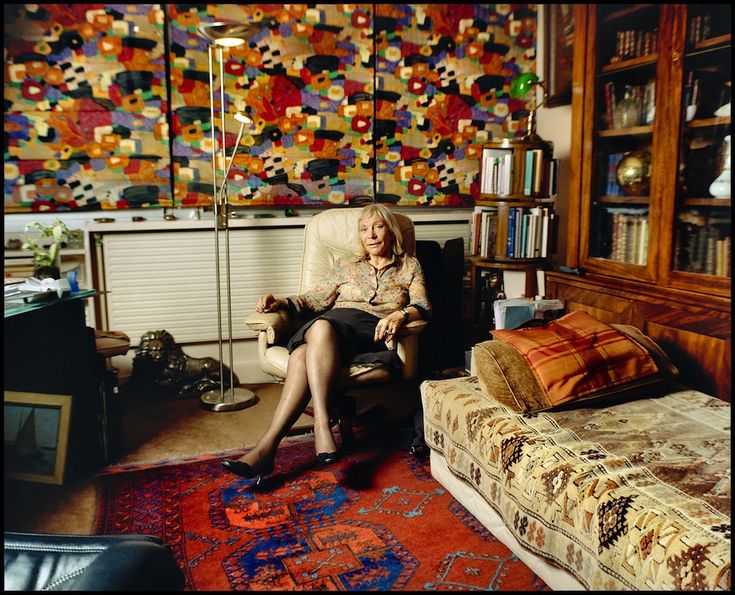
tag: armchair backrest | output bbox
[299,207,416,292]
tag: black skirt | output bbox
[287,307,402,374]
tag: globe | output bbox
[616,150,651,196]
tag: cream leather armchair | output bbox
[244,207,427,446]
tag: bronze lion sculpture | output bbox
[129,330,239,397]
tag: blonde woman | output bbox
[222,204,431,482]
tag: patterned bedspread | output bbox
[421,376,731,591]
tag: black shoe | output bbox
[316,450,341,465]
[221,459,274,484]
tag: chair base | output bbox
[302,393,374,453]
[335,396,356,452]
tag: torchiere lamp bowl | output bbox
[197,18,276,47]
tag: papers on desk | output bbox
[4,276,71,301]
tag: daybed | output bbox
[421,311,730,591]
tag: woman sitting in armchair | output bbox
[222,203,431,482]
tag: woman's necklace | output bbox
[369,255,392,270]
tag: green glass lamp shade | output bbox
[510,72,541,99]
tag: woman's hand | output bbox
[256,293,285,313]
[374,309,408,345]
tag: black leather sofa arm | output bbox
[4,532,185,591]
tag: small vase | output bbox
[709,134,731,199]
[613,85,640,129]
[34,265,61,280]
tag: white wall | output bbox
[536,5,574,267]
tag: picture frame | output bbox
[4,391,72,485]
[544,4,575,107]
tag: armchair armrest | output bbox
[244,311,304,345]
[386,319,428,351]
[399,319,428,335]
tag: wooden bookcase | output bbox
[554,4,731,400]
[468,137,556,342]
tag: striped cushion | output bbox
[475,310,678,412]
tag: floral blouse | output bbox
[287,253,432,320]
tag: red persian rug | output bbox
[95,437,549,591]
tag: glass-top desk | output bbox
[4,288,102,480]
[4,289,96,318]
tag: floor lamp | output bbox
[197,20,270,412]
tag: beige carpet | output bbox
[118,382,313,465]
[4,380,421,536]
[4,383,312,536]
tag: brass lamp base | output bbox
[200,387,257,411]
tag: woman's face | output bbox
[359,214,392,258]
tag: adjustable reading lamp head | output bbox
[218,111,253,199]
[510,72,548,141]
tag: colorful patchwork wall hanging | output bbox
[4,4,170,212]
[4,4,538,212]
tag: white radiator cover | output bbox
[95,217,469,380]
[101,227,304,345]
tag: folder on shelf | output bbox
[502,270,528,298]
[523,150,534,195]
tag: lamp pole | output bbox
[197,20,272,412]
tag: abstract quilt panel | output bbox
[4,4,170,211]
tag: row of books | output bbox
[688,14,711,46]
[479,147,558,197]
[470,205,554,259]
[480,149,514,195]
[610,212,648,265]
[602,153,624,196]
[470,206,499,257]
[675,220,731,277]
[609,28,658,64]
[592,208,649,265]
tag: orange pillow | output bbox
[490,310,671,409]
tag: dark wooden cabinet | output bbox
[556,2,731,401]
[4,293,105,479]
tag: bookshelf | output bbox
[467,137,557,342]
[553,4,731,401]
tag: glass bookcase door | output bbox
[581,4,663,282]
[668,4,731,294]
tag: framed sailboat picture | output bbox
[4,391,72,484]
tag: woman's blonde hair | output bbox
[356,203,404,257]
